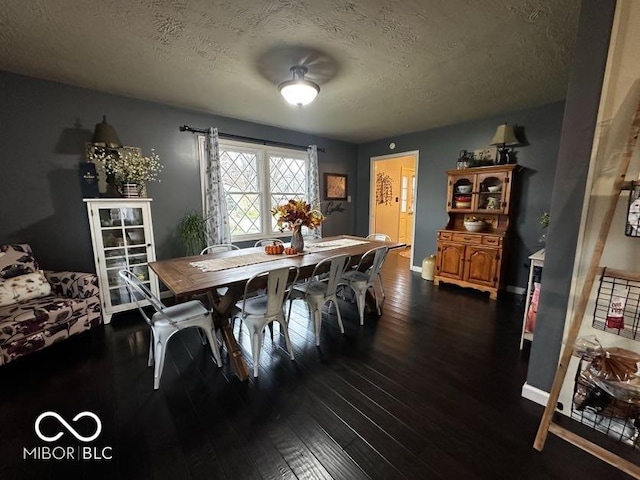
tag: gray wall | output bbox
[527,0,616,391]
[356,102,565,289]
[0,71,357,273]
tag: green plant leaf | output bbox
[177,211,207,256]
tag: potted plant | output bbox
[539,212,550,244]
[93,148,163,197]
[177,211,208,256]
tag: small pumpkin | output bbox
[284,247,297,255]
[265,243,284,255]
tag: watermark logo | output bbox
[24,411,112,461]
[35,411,102,443]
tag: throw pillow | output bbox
[0,271,52,307]
[0,244,39,279]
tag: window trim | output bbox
[198,136,309,242]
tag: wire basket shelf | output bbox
[592,268,640,340]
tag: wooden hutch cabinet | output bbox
[434,164,517,299]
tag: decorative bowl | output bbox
[457,185,472,194]
[455,201,472,208]
[464,221,485,232]
[487,185,501,193]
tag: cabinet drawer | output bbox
[439,231,453,240]
[482,235,501,246]
[452,232,482,244]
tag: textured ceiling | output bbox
[0,0,580,143]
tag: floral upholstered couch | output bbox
[0,244,101,365]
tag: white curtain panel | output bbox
[307,144,322,237]
[204,128,231,246]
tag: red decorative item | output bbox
[606,285,629,329]
[525,282,541,333]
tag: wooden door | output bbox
[437,242,465,280]
[464,246,499,287]
[398,167,415,244]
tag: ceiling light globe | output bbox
[279,81,319,107]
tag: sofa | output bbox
[0,244,102,365]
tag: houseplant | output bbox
[539,211,550,244]
[177,211,208,256]
[95,148,163,197]
[271,199,324,252]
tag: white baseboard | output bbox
[507,285,525,295]
[521,382,550,406]
[410,266,421,273]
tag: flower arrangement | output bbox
[95,149,163,184]
[271,199,324,231]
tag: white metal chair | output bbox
[254,238,284,247]
[366,233,391,242]
[337,246,389,325]
[199,243,240,303]
[287,254,350,346]
[365,233,391,299]
[119,269,222,390]
[233,266,299,377]
[200,244,240,255]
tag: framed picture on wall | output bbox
[324,173,348,200]
[471,147,498,166]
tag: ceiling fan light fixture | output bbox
[278,66,320,107]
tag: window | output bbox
[198,137,308,240]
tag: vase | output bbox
[121,183,140,198]
[291,226,304,252]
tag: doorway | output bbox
[398,166,416,244]
[369,151,419,266]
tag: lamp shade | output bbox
[92,115,122,147]
[490,123,518,146]
[278,66,320,107]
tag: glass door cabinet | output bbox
[84,199,159,323]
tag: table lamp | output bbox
[490,123,519,164]
[92,115,122,148]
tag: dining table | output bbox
[149,235,405,380]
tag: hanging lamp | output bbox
[278,66,320,107]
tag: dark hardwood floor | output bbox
[1,250,636,479]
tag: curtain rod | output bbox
[179,125,325,153]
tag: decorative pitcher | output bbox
[121,183,140,198]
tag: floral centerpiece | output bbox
[93,148,163,197]
[271,199,324,252]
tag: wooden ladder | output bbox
[534,82,640,478]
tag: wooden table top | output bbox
[149,235,404,297]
